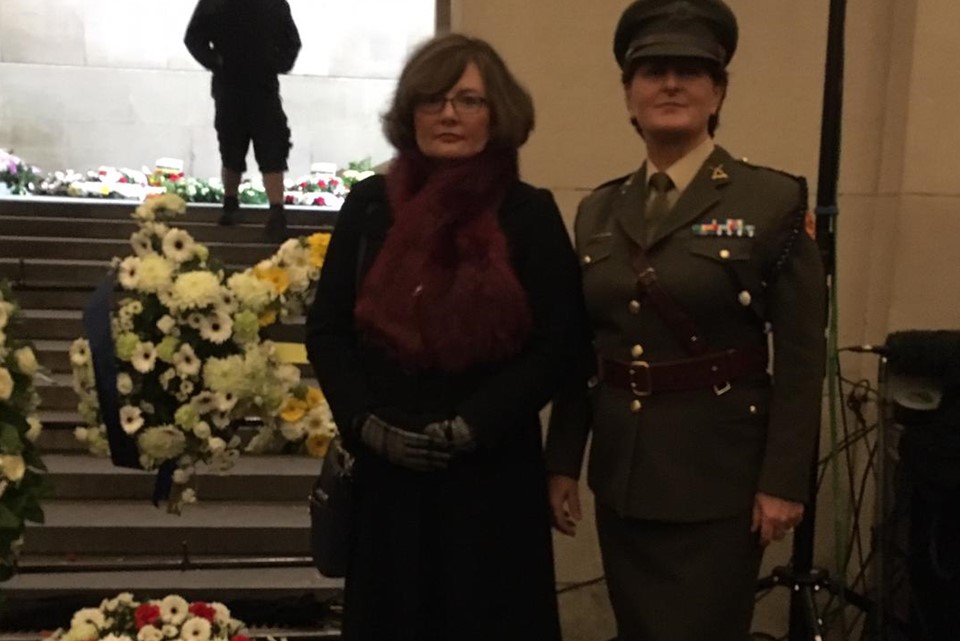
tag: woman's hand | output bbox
[548,474,582,536]
[752,492,804,546]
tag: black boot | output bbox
[219,195,240,226]
[264,203,288,242]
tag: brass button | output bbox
[738,290,752,306]
[630,399,643,413]
[749,405,758,415]
[719,249,731,259]
[628,300,641,315]
[630,344,645,359]
[582,255,593,265]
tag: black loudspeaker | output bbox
[883,330,960,641]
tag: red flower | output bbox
[135,603,161,629]
[169,173,182,183]
[285,195,295,205]
[313,196,326,207]
[317,180,327,190]
[189,602,216,621]
[299,181,308,189]
[119,177,129,183]
[231,636,251,641]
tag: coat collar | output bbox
[616,146,734,249]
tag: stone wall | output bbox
[0,0,435,178]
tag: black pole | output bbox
[787,0,848,638]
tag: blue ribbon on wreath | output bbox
[83,274,175,506]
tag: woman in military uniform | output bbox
[545,1,826,639]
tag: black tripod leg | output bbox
[801,585,826,641]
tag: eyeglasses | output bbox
[416,93,489,115]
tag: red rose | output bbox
[119,177,129,183]
[135,603,161,629]
[299,181,308,189]
[314,196,326,207]
[230,635,251,641]
[189,602,216,621]
[285,195,295,204]
[317,180,327,189]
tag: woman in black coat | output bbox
[305,33,584,641]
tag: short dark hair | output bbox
[622,57,729,137]
[382,33,535,151]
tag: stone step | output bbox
[0,237,289,266]
[0,216,331,244]
[15,309,307,342]
[9,288,94,310]
[0,196,338,228]
[23,500,312,556]
[41,454,320,502]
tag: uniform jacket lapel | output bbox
[614,166,649,248]
[647,146,733,248]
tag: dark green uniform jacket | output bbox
[546,146,826,522]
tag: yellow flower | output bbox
[258,308,278,327]
[305,386,326,408]
[305,431,334,458]
[307,233,331,267]
[254,265,290,294]
[279,398,308,423]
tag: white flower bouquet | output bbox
[70,195,337,512]
[44,593,249,641]
[0,148,42,196]
[0,281,46,580]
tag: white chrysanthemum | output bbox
[138,425,187,461]
[174,343,201,377]
[208,437,227,455]
[278,238,309,267]
[160,624,178,638]
[158,367,176,390]
[69,338,91,367]
[180,616,212,641]
[162,228,197,263]
[14,346,38,376]
[137,625,163,641]
[172,466,193,484]
[186,312,204,329]
[0,301,13,329]
[304,405,336,436]
[156,315,177,335]
[70,607,106,630]
[211,410,231,430]
[276,363,301,386]
[130,230,154,256]
[191,391,218,415]
[192,421,211,440]
[286,264,310,294]
[0,367,12,401]
[179,379,195,397]
[159,594,188,624]
[280,420,306,441]
[118,256,141,289]
[170,271,222,311]
[0,454,26,482]
[181,487,198,504]
[131,341,157,374]
[117,372,134,395]
[199,312,232,344]
[120,405,144,435]
[137,254,175,293]
[202,355,245,395]
[217,289,238,314]
[215,391,237,413]
[226,272,274,313]
[210,602,231,626]
[25,415,42,442]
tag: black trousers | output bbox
[596,503,763,641]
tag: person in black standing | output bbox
[184,0,300,241]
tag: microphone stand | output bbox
[755,0,874,637]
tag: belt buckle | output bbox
[629,360,652,397]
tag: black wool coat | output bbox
[305,175,584,641]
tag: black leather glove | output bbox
[423,416,477,454]
[359,414,451,472]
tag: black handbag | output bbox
[309,437,355,578]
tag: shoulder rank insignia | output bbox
[691,218,756,237]
[710,164,729,181]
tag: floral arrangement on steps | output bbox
[45,593,250,641]
[69,194,337,513]
[0,149,42,196]
[0,281,47,580]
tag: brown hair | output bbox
[382,33,535,151]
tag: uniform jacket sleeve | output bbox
[544,198,596,478]
[305,179,380,448]
[757,179,827,502]
[184,0,221,71]
[456,189,588,451]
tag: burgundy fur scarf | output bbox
[354,148,532,373]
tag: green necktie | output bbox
[645,171,674,246]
